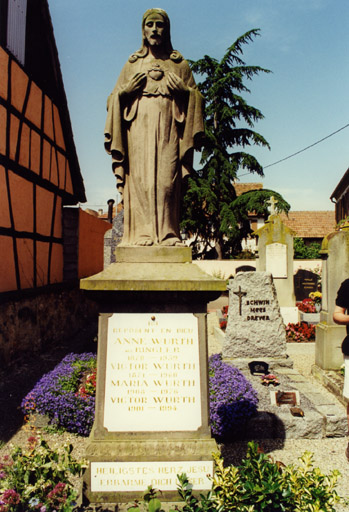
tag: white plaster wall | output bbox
[194,259,322,280]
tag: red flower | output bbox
[296,299,316,313]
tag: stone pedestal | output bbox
[315,317,345,370]
[80,247,225,505]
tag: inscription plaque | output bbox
[294,269,319,301]
[270,390,300,407]
[248,361,269,375]
[91,460,214,492]
[104,313,201,431]
[266,243,287,278]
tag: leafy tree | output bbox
[232,188,290,245]
[294,237,321,259]
[181,29,289,259]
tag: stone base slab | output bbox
[81,262,226,293]
[85,437,217,460]
[241,410,324,440]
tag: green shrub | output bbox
[212,442,341,512]
[131,442,345,512]
[294,238,321,259]
[211,442,342,511]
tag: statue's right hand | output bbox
[122,73,146,95]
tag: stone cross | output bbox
[233,286,246,316]
[266,196,278,216]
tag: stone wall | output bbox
[0,285,98,363]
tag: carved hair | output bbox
[129,8,183,63]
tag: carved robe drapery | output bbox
[104,56,204,246]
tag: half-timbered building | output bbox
[0,0,109,361]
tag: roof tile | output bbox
[279,211,336,238]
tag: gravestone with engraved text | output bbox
[294,268,319,302]
[81,246,224,505]
[223,271,289,366]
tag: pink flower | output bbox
[2,489,20,505]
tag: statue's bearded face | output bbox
[144,13,166,47]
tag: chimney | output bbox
[107,199,115,223]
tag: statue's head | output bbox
[142,8,172,53]
[129,8,182,62]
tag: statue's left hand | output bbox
[167,72,189,95]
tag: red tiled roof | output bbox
[279,211,336,238]
[234,183,263,196]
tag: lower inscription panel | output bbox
[91,460,214,492]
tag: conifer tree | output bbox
[181,29,289,259]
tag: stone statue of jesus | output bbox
[104,8,204,246]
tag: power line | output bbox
[237,122,349,177]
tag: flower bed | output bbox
[0,437,84,512]
[286,322,315,342]
[23,352,258,441]
[22,353,96,437]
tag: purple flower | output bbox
[208,354,258,439]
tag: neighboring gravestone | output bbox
[254,210,298,325]
[294,269,319,302]
[104,209,124,267]
[223,271,291,370]
[315,225,349,370]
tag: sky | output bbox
[47,0,349,213]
